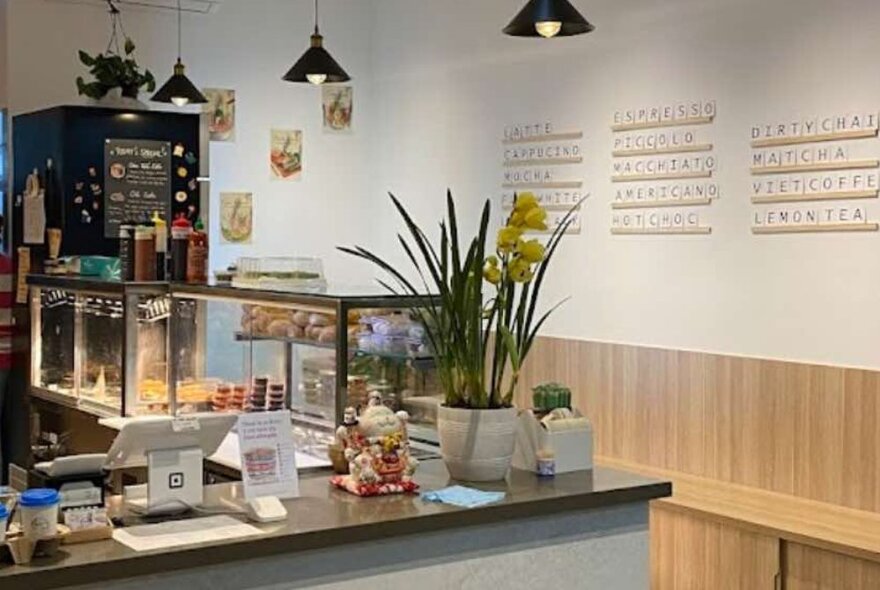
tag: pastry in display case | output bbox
[28,275,171,417]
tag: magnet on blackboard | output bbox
[175,191,188,203]
[173,143,185,157]
[188,178,198,191]
[90,183,103,196]
[75,181,85,191]
[188,204,197,215]
[81,210,92,223]
[74,195,84,204]
[184,152,197,165]
[92,200,100,211]
[177,166,188,178]
[88,167,97,178]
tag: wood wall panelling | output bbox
[517,337,880,512]
[650,504,780,590]
[785,543,880,590]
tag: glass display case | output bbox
[28,276,441,463]
[28,275,171,417]
[169,283,441,444]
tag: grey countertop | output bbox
[0,461,671,590]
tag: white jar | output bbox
[19,488,60,540]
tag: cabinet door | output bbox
[651,505,780,589]
[785,543,880,589]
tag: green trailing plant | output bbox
[76,40,156,100]
[76,3,155,100]
[340,191,580,410]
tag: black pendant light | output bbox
[152,0,207,106]
[504,0,595,38]
[283,0,351,85]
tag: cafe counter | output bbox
[0,461,670,590]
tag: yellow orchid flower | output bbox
[508,256,534,283]
[513,192,539,213]
[483,264,502,285]
[507,210,526,228]
[524,207,548,231]
[485,255,499,267]
[497,226,523,253]
[517,239,545,264]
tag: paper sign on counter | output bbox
[237,411,299,500]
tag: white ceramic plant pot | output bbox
[88,87,149,111]
[437,406,519,482]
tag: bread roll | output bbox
[267,319,292,337]
[317,326,336,343]
[308,313,332,327]
[292,311,311,327]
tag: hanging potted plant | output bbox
[75,3,155,106]
[341,192,578,481]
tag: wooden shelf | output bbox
[501,131,583,145]
[502,181,583,190]
[751,160,879,175]
[751,190,879,204]
[611,226,712,235]
[612,171,713,183]
[503,157,583,167]
[611,116,714,132]
[612,197,713,210]
[597,457,880,565]
[751,223,879,235]
[751,128,878,148]
[612,144,713,158]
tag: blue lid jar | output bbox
[20,488,60,508]
[0,503,8,519]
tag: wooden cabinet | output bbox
[650,505,880,590]
[785,543,880,590]
[651,505,780,589]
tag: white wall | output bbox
[367,0,880,370]
[6,0,880,369]
[6,0,377,281]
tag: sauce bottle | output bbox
[152,212,167,281]
[186,218,208,283]
[170,216,192,281]
[118,220,136,281]
[134,221,157,281]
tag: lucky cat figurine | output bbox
[331,394,419,496]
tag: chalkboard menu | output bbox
[104,138,172,238]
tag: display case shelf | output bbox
[233,331,435,368]
[233,332,336,350]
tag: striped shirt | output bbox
[0,255,12,369]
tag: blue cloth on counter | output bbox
[422,486,506,508]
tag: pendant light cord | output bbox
[314,0,319,35]
[177,0,183,61]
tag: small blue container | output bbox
[20,488,60,508]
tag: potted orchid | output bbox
[341,191,578,481]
